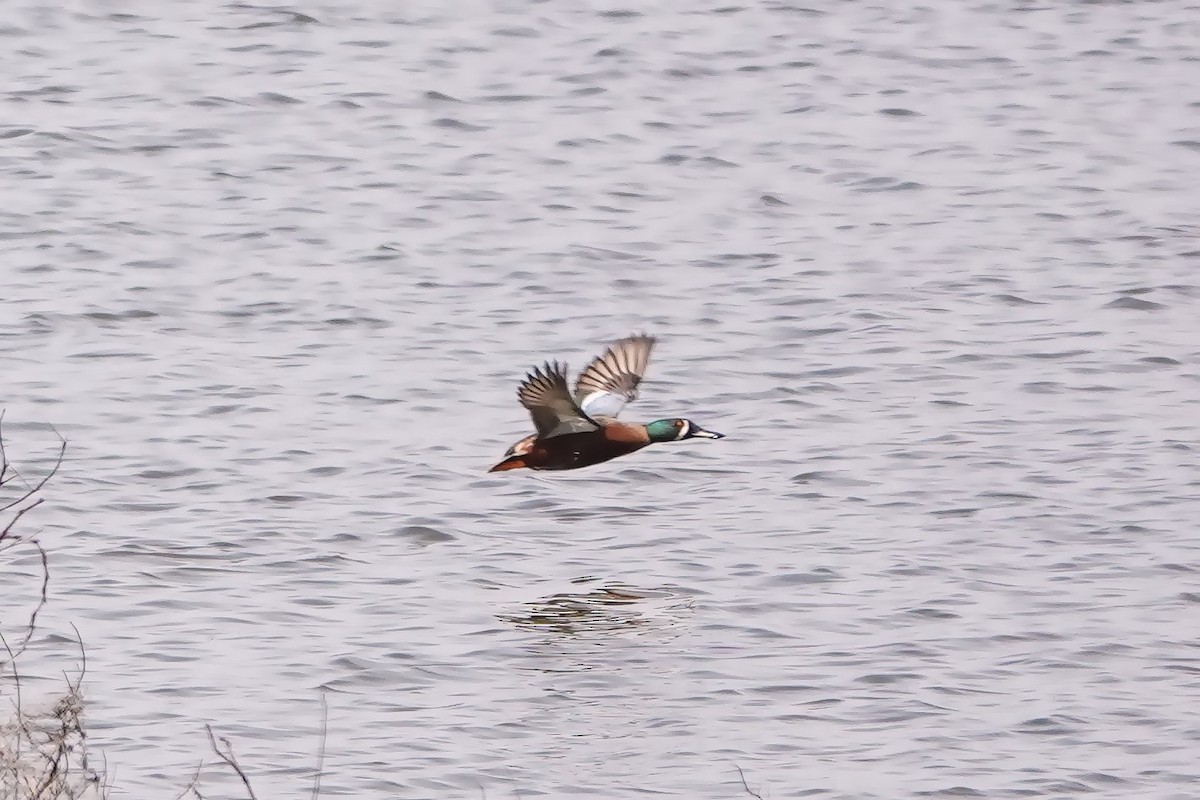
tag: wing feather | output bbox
[517,361,599,438]
[574,334,657,419]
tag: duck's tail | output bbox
[488,455,529,472]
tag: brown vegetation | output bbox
[0,418,103,799]
[1,416,323,800]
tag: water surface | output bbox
[2,2,1199,798]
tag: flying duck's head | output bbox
[645,418,724,443]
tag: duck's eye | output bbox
[674,420,683,428]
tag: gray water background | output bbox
[3,1,1200,798]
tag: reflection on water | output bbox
[500,578,693,639]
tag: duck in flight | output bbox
[489,333,724,472]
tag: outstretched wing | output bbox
[518,361,600,438]
[573,334,657,419]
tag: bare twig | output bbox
[1,420,64,665]
[4,540,51,666]
[205,725,259,800]
[0,423,66,517]
[173,760,206,800]
[2,629,98,800]
[736,765,765,800]
[67,622,97,791]
[311,691,328,800]
[1,629,25,783]
[0,409,10,488]
[2,421,104,800]
[100,750,114,799]
[0,498,42,544]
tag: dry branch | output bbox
[0,416,63,668]
[736,765,765,800]
[1,596,102,800]
[1,418,103,800]
[311,691,327,800]
[195,691,328,800]
[0,415,66,521]
[204,726,259,800]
